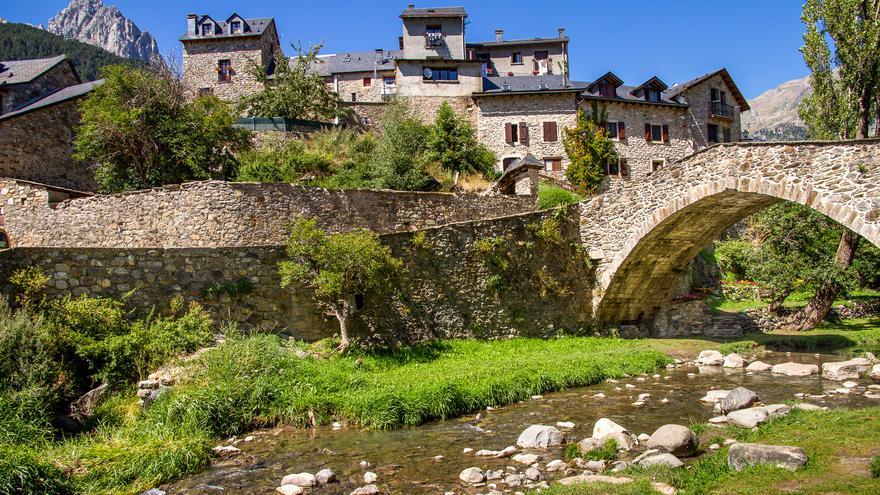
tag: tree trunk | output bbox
[766,292,790,315]
[783,229,860,330]
[333,301,352,352]
[859,85,873,139]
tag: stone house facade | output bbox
[467,29,569,78]
[180,13,281,101]
[0,55,81,116]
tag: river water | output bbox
[164,349,879,495]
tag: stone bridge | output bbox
[582,139,880,327]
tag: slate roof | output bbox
[313,50,400,76]
[580,84,687,107]
[666,68,750,110]
[180,16,275,41]
[400,6,467,18]
[0,80,102,121]
[467,37,568,48]
[476,75,589,95]
[0,55,69,86]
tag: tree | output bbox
[368,98,437,191]
[424,102,495,184]
[562,104,617,193]
[236,44,344,121]
[278,218,402,352]
[788,0,880,329]
[75,64,251,192]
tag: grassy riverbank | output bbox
[535,407,880,495]
[10,334,671,495]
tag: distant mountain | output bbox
[743,74,811,141]
[0,22,142,81]
[47,0,159,62]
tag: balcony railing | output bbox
[425,32,444,47]
[710,101,735,119]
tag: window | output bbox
[599,82,615,98]
[543,158,562,172]
[605,158,620,175]
[646,89,661,102]
[708,123,719,143]
[351,92,357,102]
[534,50,550,74]
[606,122,619,140]
[543,121,558,142]
[217,60,232,82]
[710,88,720,103]
[424,67,458,81]
[425,25,443,47]
[652,159,665,172]
[645,123,668,143]
[201,23,213,35]
[651,124,662,142]
[476,53,492,75]
[505,123,519,143]
[363,77,371,87]
[502,157,518,170]
[723,127,732,143]
[230,21,241,33]
[382,76,396,95]
[354,293,365,310]
[511,52,523,64]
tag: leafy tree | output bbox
[368,98,437,191]
[75,65,251,192]
[424,102,495,184]
[788,0,880,329]
[237,44,344,121]
[562,103,617,193]
[279,218,402,352]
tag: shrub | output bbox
[871,455,880,478]
[714,240,757,281]
[529,217,564,244]
[537,183,583,209]
[8,267,49,308]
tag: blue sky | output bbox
[3,0,809,98]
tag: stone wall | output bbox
[681,73,743,148]
[5,180,536,249]
[476,40,565,78]
[477,93,577,171]
[181,25,279,101]
[0,97,98,191]
[0,178,85,229]
[336,71,395,104]
[0,205,593,341]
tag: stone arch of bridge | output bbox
[595,172,880,326]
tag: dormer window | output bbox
[599,83,615,98]
[230,21,242,33]
[201,23,213,35]
[646,89,662,102]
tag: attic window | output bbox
[646,89,662,102]
[230,21,242,33]
[201,23,213,35]
[599,82,615,98]
[511,52,523,65]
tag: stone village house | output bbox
[180,5,749,180]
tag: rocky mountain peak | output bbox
[47,0,159,62]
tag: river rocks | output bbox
[637,453,684,468]
[746,361,773,372]
[697,350,724,365]
[363,472,377,484]
[524,467,543,481]
[503,473,525,486]
[545,459,566,472]
[764,404,791,418]
[599,431,636,451]
[350,485,379,495]
[794,403,825,411]
[822,358,873,380]
[592,418,628,438]
[771,362,819,376]
[276,486,304,495]
[721,387,758,414]
[728,443,807,472]
[708,415,728,424]
[513,453,539,465]
[212,445,241,457]
[576,458,606,472]
[699,389,730,404]
[727,407,769,428]
[556,421,575,429]
[459,467,485,484]
[315,469,336,485]
[723,353,746,368]
[281,473,317,488]
[495,445,517,458]
[646,425,697,456]
[637,433,651,442]
[872,364,880,383]
[557,475,633,486]
[516,425,564,448]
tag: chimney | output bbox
[375,48,384,63]
[407,4,415,9]
[187,13,197,35]
[495,29,504,42]
[558,27,566,38]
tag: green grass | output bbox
[538,183,583,209]
[39,335,670,494]
[533,407,880,495]
[708,288,880,313]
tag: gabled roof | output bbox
[313,50,400,76]
[0,79,102,121]
[586,71,624,93]
[666,68,750,110]
[0,55,76,86]
[226,13,247,25]
[580,84,686,107]
[629,76,668,96]
[180,16,275,41]
[468,36,568,48]
[493,153,543,195]
[475,74,589,96]
[400,6,467,18]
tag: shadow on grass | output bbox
[359,340,454,364]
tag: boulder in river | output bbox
[513,453,539,464]
[746,361,772,372]
[545,459,566,471]
[592,418,628,438]
[723,353,746,368]
[728,443,807,472]
[276,486,303,495]
[598,431,636,451]
[697,350,724,365]
[727,407,769,428]
[316,469,336,485]
[872,364,880,383]
[699,389,730,404]
[281,473,316,488]
[822,358,872,381]
[763,404,791,419]
[459,467,485,484]
[363,472,377,484]
[646,425,697,456]
[771,362,819,376]
[637,453,684,468]
[350,485,379,495]
[516,424,564,448]
[721,387,758,414]
[525,467,543,481]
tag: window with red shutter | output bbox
[620,158,629,177]
[662,124,669,143]
[363,77,371,87]
[519,122,529,143]
[644,123,652,142]
[505,123,513,143]
[543,122,558,142]
[618,122,625,140]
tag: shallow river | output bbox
[164,349,879,495]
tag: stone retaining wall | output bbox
[5,180,536,249]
